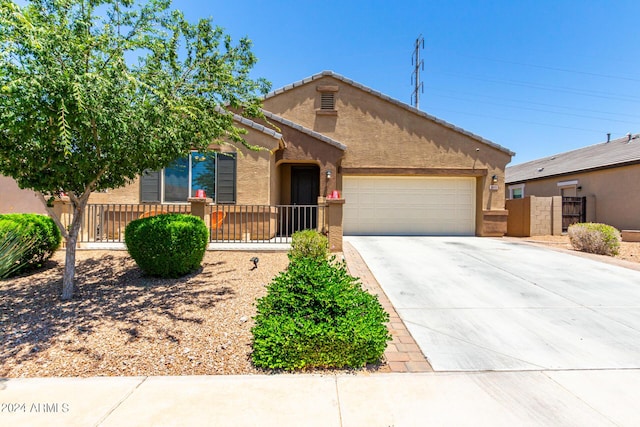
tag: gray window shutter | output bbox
[216,153,236,203]
[140,169,161,202]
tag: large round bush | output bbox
[252,256,391,370]
[125,214,208,277]
[0,213,61,274]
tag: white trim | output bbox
[508,183,525,199]
[557,180,578,187]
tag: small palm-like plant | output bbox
[0,226,36,279]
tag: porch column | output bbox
[188,197,213,232]
[325,197,345,252]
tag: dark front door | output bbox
[290,166,319,233]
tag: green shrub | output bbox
[568,222,621,256]
[0,214,61,274]
[0,222,37,279]
[125,214,208,277]
[289,229,329,261]
[252,256,391,370]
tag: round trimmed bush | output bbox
[0,213,61,274]
[125,214,208,277]
[568,222,621,256]
[290,229,329,261]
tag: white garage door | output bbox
[343,176,476,235]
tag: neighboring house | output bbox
[505,133,640,231]
[1,70,514,237]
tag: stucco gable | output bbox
[265,70,514,157]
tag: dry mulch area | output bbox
[511,235,640,264]
[1,250,295,377]
[2,250,389,378]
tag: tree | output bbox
[0,0,270,299]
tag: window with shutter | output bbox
[139,152,236,203]
[216,153,236,203]
[140,170,161,202]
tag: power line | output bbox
[426,92,640,125]
[432,107,624,134]
[433,70,640,103]
[424,86,640,119]
[447,52,640,83]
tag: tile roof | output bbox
[265,70,515,156]
[214,106,282,139]
[506,133,640,183]
[261,110,347,151]
[231,112,282,139]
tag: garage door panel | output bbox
[343,176,475,235]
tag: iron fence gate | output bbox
[562,197,586,232]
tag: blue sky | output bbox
[13,0,639,164]
[173,0,640,165]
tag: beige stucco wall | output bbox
[0,175,47,214]
[506,196,562,237]
[509,164,640,231]
[89,177,141,204]
[236,145,276,205]
[264,75,513,235]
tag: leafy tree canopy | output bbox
[0,0,270,299]
[0,0,270,196]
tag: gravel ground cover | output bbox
[1,250,294,377]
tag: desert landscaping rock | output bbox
[1,250,293,377]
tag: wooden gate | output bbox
[562,197,586,232]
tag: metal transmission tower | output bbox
[411,35,424,109]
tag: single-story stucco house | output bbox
[1,71,514,244]
[506,133,640,232]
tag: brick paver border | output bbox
[343,242,433,373]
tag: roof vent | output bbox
[607,133,611,143]
[316,85,339,115]
[628,133,633,143]
[537,167,544,172]
[321,92,335,110]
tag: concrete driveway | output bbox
[346,236,640,371]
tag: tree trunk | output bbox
[61,228,79,300]
[60,198,87,300]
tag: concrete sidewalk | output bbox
[2,371,640,426]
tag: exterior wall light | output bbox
[491,175,498,184]
[326,170,332,179]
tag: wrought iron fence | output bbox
[56,203,324,244]
[208,204,324,243]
